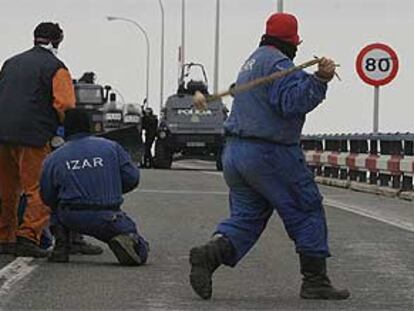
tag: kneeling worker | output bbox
[40,109,149,265]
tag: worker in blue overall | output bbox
[189,12,349,300]
[40,108,149,265]
[17,126,103,255]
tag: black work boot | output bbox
[189,235,235,300]
[15,236,49,258]
[70,232,103,255]
[299,254,350,300]
[49,226,70,262]
[108,234,144,266]
[0,242,16,255]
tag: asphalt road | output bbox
[1,160,413,311]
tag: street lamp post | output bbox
[107,16,150,107]
[158,0,165,113]
[181,0,185,66]
[213,0,220,94]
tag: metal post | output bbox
[213,0,220,93]
[277,0,284,12]
[373,86,380,133]
[158,0,165,113]
[106,16,150,106]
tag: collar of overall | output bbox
[259,34,297,60]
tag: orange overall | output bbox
[0,67,75,244]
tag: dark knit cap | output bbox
[34,22,64,47]
[63,109,91,138]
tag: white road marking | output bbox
[324,199,414,233]
[173,162,209,170]
[188,159,215,165]
[203,171,223,176]
[0,257,38,299]
[137,189,227,196]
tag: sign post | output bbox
[373,86,380,133]
[356,43,399,133]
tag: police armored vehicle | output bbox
[73,72,144,163]
[154,63,227,170]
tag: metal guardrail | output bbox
[301,133,414,194]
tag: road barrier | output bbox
[301,133,414,200]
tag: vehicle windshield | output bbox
[76,86,103,105]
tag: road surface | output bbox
[1,160,413,310]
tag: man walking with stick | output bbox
[189,12,350,300]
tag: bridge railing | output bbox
[301,133,414,199]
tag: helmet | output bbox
[144,107,153,116]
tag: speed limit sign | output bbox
[356,43,399,86]
[355,43,399,133]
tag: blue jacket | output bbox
[40,133,139,209]
[224,46,328,145]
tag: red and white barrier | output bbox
[304,151,412,176]
[400,156,414,176]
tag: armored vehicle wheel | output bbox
[154,139,172,169]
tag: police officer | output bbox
[189,13,349,300]
[141,106,158,168]
[0,22,75,257]
[40,109,149,265]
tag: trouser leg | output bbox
[247,145,330,258]
[215,141,273,266]
[40,226,54,250]
[189,145,272,300]
[17,145,51,244]
[49,223,70,263]
[144,133,155,167]
[0,145,20,243]
[57,210,149,265]
[215,187,273,266]
[245,144,348,298]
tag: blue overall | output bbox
[216,46,330,266]
[50,210,148,262]
[40,133,149,261]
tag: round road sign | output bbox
[356,43,399,86]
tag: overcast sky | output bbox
[1,0,413,134]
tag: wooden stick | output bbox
[208,58,320,103]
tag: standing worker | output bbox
[0,22,76,257]
[40,109,149,265]
[189,13,350,300]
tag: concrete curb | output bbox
[315,176,350,189]
[399,191,414,201]
[349,181,400,198]
[315,177,408,200]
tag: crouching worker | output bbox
[40,108,149,265]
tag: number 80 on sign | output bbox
[356,43,399,87]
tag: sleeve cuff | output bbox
[312,73,330,84]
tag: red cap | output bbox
[265,13,301,46]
